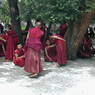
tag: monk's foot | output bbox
[53,63,60,67]
[5,60,11,62]
[29,73,39,78]
[27,73,32,76]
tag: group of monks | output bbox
[0,21,95,78]
[0,24,19,60]
[0,24,25,67]
[0,22,68,78]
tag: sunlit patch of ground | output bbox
[0,57,95,95]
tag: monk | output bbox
[44,39,57,62]
[24,21,44,78]
[78,33,95,58]
[5,24,19,60]
[13,43,25,67]
[50,34,67,67]
[59,23,68,37]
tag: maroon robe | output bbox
[13,48,25,67]
[24,27,44,74]
[52,34,67,65]
[59,23,68,36]
[5,30,19,60]
[44,44,57,62]
[78,36,94,58]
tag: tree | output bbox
[0,1,10,23]
[19,0,95,59]
[7,0,23,43]
[65,0,95,59]
[65,10,95,59]
[1,0,95,59]
[19,0,33,31]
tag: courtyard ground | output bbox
[0,57,95,95]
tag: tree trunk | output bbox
[7,0,23,43]
[25,17,33,31]
[44,22,52,41]
[47,22,52,35]
[65,10,95,60]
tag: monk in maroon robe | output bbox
[50,34,67,66]
[44,39,57,62]
[24,21,44,78]
[78,33,95,58]
[59,23,68,37]
[5,24,19,60]
[13,43,25,67]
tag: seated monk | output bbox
[78,33,95,58]
[44,39,57,62]
[13,43,25,67]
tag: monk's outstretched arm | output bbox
[0,37,6,42]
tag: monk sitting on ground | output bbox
[13,43,25,67]
[78,32,95,58]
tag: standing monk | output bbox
[24,21,44,78]
[50,34,67,67]
[5,24,19,61]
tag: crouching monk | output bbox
[78,33,95,58]
[13,43,25,67]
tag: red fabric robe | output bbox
[59,24,68,36]
[5,30,19,60]
[53,34,67,65]
[24,27,44,74]
[78,37,95,58]
[44,44,57,62]
[13,48,25,67]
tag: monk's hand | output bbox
[0,37,6,42]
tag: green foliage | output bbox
[0,0,95,24]
[0,1,10,23]
[19,0,33,21]
[86,0,95,11]
[18,0,79,23]
[19,0,90,23]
